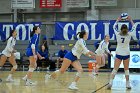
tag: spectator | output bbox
[42,36,48,51]
[57,45,68,69]
[37,45,50,71]
[39,36,56,71]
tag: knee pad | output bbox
[13,65,17,69]
[76,72,82,77]
[125,70,129,75]
[29,68,35,72]
[111,69,118,75]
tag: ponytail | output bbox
[3,29,15,42]
[76,32,81,38]
[30,26,38,37]
[76,30,86,38]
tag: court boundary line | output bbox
[92,83,109,93]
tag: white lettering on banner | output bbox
[16,24,26,40]
[3,25,13,39]
[0,23,40,40]
[27,24,37,40]
[103,22,110,37]
[90,23,97,40]
[132,22,140,40]
[62,21,140,40]
[63,23,74,40]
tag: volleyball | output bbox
[121,13,128,20]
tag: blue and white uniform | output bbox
[2,37,16,57]
[113,22,136,60]
[64,38,90,62]
[95,40,110,56]
[26,34,39,57]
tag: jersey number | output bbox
[121,38,125,43]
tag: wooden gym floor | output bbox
[0,71,140,93]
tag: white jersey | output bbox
[113,22,135,56]
[2,37,16,57]
[72,38,89,59]
[95,40,110,55]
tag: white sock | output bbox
[8,74,12,78]
[72,82,76,85]
[24,75,27,78]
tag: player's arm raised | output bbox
[113,16,121,34]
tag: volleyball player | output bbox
[45,30,96,90]
[94,35,112,75]
[107,15,135,89]
[22,26,43,86]
[0,29,17,82]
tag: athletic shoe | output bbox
[126,81,131,89]
[92,72,98,76]
[6,77,14,82]
[107,83,112,89]
[22,76,27,82]
[45,74,51,81]
[68,83,79,90]
[26,81,36,86]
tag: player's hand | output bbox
[41,57,45,59]
[117,16,121,21]
[127,16,131,21]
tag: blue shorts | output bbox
[64,52,78,62]
[26,48,37,57]
[116,54,130,60]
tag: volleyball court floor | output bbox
[0,71,140,93]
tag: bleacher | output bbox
[50,40,96,68]
[0,39,121,71]
[0,40,96,70]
